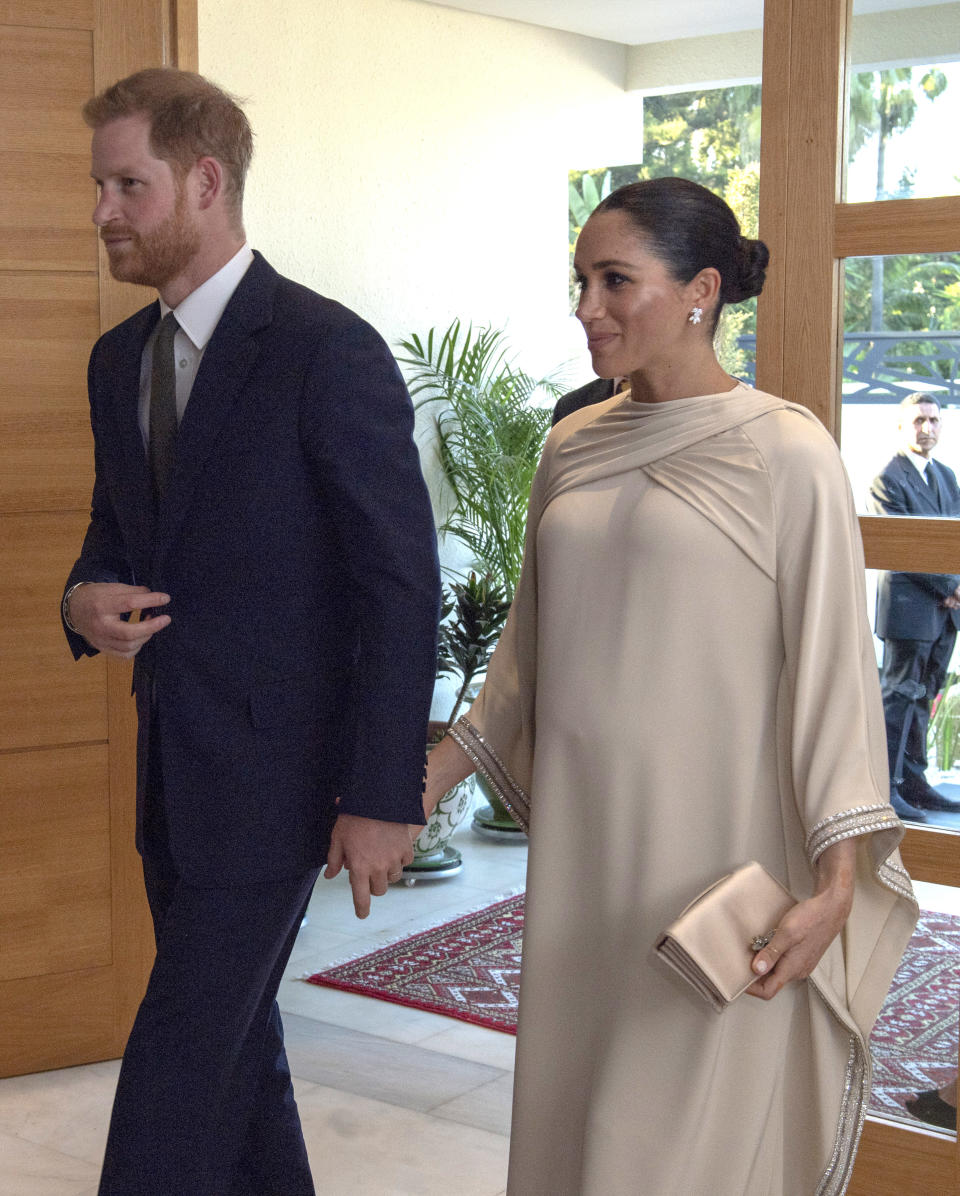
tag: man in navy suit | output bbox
[61,69,440,1194]
[869,393,960,822]
[551,376,615,425]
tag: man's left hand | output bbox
[324,814,419,918]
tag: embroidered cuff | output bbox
[806,804,913,899]
[449,716,531,832]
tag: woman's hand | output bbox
[422,733,475,822]
[746,838,856,1000]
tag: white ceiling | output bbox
[418,0,946,46]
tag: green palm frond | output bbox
[399,318,562,599]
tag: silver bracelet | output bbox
[62,581,88,635]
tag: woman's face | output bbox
[573,210,696,379]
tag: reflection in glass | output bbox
[860,577,959,1137]
[846,3,959,202]
[839,253,960,510]
[868,879,959,1138]
[863,566,960,829]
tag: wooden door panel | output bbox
[0,0,188,1079]
[0,744,111,983]
[0,2,94,30]
[0,26,93,153]
[850,1120,957,1195]
[0,275,99,514]
[0,969,118,1076]
[0,512,108,751]
[0,150,95,272]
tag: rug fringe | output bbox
[296,886,526,979]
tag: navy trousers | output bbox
[99,751,319,1195]
[880,628,956,789]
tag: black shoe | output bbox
[900,781,960,812]
[905,1089,957,1130]
[890,789,928,822]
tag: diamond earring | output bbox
[688,306,703,325]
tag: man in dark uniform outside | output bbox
[869,392,960,822]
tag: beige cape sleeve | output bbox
[755,408,917,1029]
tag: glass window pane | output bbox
[865,565,960,828]
[839,253,960,513]
[845,3,960,202]
[869,879,959,1138]
[862,564,959,1134]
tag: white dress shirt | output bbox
[138,243,255,450]
[904,449,932,482]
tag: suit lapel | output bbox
[151,254,278,573]
[894,452,939,514]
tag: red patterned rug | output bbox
[868,908,960,1120]
[307,897,958,1114]
[307,894,524,1032]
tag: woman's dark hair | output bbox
[593,177,769,332]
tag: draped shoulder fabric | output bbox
[450,383,917,1196]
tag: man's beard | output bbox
[102,188,201,290]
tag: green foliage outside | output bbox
[844,66,959,336]
[568,85,762,373]
[570,68,959,365]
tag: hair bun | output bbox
[723,237,769,303]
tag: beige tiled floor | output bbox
[0,825,528,1196]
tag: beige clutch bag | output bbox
[654,862,797,1012]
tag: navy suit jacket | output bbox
[868,451,960,641]
[551,377,615,425]
[64,252,441,884]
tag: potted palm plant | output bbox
[398,319,562,839]
[404,573,512,880]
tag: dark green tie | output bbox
[149,312,179,499]
[926,464,940,505]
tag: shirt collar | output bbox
[160,243,255,349]
[905,449,930,477]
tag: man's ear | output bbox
[194,156,224,210]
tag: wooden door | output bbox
[758,0,960,1190]
[0,0,196,1077]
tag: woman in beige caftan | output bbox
[424,178,917,1195]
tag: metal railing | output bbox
[736,331,960,403]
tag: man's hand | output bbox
[324,813,419,918]
[944,584,960,610]
[67,582,171,658]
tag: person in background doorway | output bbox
[868,393,960,822]
[552,375,617,424]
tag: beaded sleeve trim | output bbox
[806,805,902,866]
[449,716,530,832]
[807,805,914,901]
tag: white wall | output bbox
[198,0,648,387]
[198,0,650,715]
